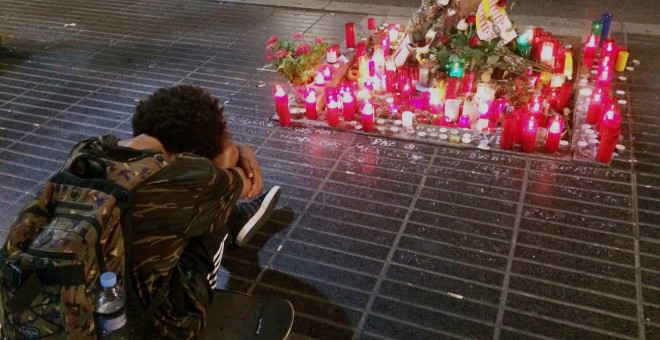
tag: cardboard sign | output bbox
[475,0,517,44]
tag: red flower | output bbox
[465,15,476,25]
[267,35,278,44]
[497,0,506,7]
[293,32,304,40]
[314,37,326,44]
[265,54,272,62]
[469,35,480,47]
[275,49,290,59]
[440,35,452,46]
[295,43,312,55]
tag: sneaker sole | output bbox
[235,186,281,247]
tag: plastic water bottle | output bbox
[94,272,129,339]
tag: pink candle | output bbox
[596,64,612,90]
[429,88,442,114]
[345,22,356,49]
[361,101,375,132]
[601,39,617,63]
[596,107,621,163]
[273,85,290,127]
[586,88,604,124]
[305,88,317,120]
[314,72,325,86]
[381,35,390,56]
[521,116,538,153]
[342,90,356,121]
[327,99,340,126]
[397,66,409,93]
[458,114,470,129]
[460,71,476,95]
[322,65,332,80]
[545,117,563,153]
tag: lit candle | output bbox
[596,64,612,90]
[601,39,617,64]
[444,99,460,122]
[463,99,478,125]
[326,98,340,126]
[419,67,430,87]
[373,47,385,76]
[499,107,516,149]
[429,88,442,114]
[358,56,370,79]
[555,81,573,111]
[614,50,629,72]
[402,110,414,128]
[600,13,612,42]
[401,83,413,97]
[449,62,464,78]
[326,47,337,64]
[582,34,598,68]
[381,34,390,56]
[586,88,604,124]
[314,72,325,86]
[521,116,539,153]
[342,90,355,121]
[345,22,356,49]
[550,73,564,88]
[539,41,555,68]
[322,65,332,80]
[475,83,495,104]
[361,101,375,132]
[596,106,621,163]
[305,88,317,120]
[545,117,563,153]
[388,25,398,43]
[273,85,290,127]
[385,56,397,92]
[591,19,603,36]
[458,114,470,129]
[475,101,490,132]
[517,34,532,59]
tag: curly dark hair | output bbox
[132,85,227,160]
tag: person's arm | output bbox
[228,166,252,199]
[213,138,263,198]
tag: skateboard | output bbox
[199,289,294,340]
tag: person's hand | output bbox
[237,145,263,198]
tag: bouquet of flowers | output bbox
[266,33,328,86]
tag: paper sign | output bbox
[475,0,517,44]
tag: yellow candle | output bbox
[563,51,573,79]
[614,51,629,72]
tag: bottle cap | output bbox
[100,272,117,289]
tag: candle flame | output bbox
[342,91,354,102]
[363,101,374,115]
[527,118,536,129]
[586,35,597,47]
[305,89,316,103]
[275,85,286,97]
[549,120,562,133]
[327,100,338,109]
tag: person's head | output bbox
[131,85,227,159]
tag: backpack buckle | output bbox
[3,263,34,293]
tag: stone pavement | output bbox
[0,1,658,339]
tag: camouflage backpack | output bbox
[0,136,166,339]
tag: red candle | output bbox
[368,18,376,30]
[273,85,290,127]
[582,34,599,68]
[601,38,617,63]
[458,114,470,129]
[555,81,573,111]
[342,90,356,121]
[586,88,604,124]
[356,39,367,58]
[305,88,317,120]
[596,64,612,90]
[445,76,461,100]
[326,99,340,126]
[521,116,538,153]
[500,109,516,149]
[596,108,621,163]
[397,66,409,93]
[597,102,618,131]
[545,117,563,153]
[381,35,390,56]
[460,71,475,95]
[345,22,356,49]
[361,101,375,132]
[514,108,528,144]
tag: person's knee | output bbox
[213,141,239,169]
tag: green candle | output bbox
[591,19,603,36]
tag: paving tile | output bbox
[522,205,634,235]
[308,203,402,233]
[527,181,632,208]
[524,193,633,222]
[335,161,423,185]
[289,227,391,262]
[511,260,637,299]
[505,292,638,336]
[415,198,516,228]
[297,214,396,247]
[424,177,521,202]
[315,191,408,220]
[408,210,513,240]
[426,164,524,189]
[530,160,632,183]
[369,297,495,338]
[501,310,632,339]
[639,210,660,228]
[520,217,634,250]
[508,275,637,317]
[322,181,413,208]
[420,187,518,215]
[404,222,511,256]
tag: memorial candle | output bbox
[445,76,461,100]
[596,107,621,163]
[540,41,555,68]
[591,19,603,36]
[615,50,629,72]
[273,85,290,127]
[326,47,338,64]
[305,88,318,120]
[367,17,376,31]
[402,110,414,128]
[326,98,340,126]
[373,47,385,76]
[517,34,532,59]
[358,56,370,79]
[555,81,573,110]
[322,65,332,81]
[521,116,539,153]
[314,72,325,86]
[445,99,460,122]
[345,22,356,49]
[582,34,598,67]
[460,71,476,95]
[381,34,391,56]
[388,25,398,43]
[361,101,375,132]
[586,88,604,124]
[342,90,356,121]
[563,51,574,79]
[600,13,612,42]
[545,117,563,153]
[601,39,617,64]
[385,57,397,92]
[458,113,470,129]
[429,88,442,114]
[500,107,516,150]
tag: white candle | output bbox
[419,67,430,87]
[314,72,325,86]
[402,111,414,128]
[444,99,460,122]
